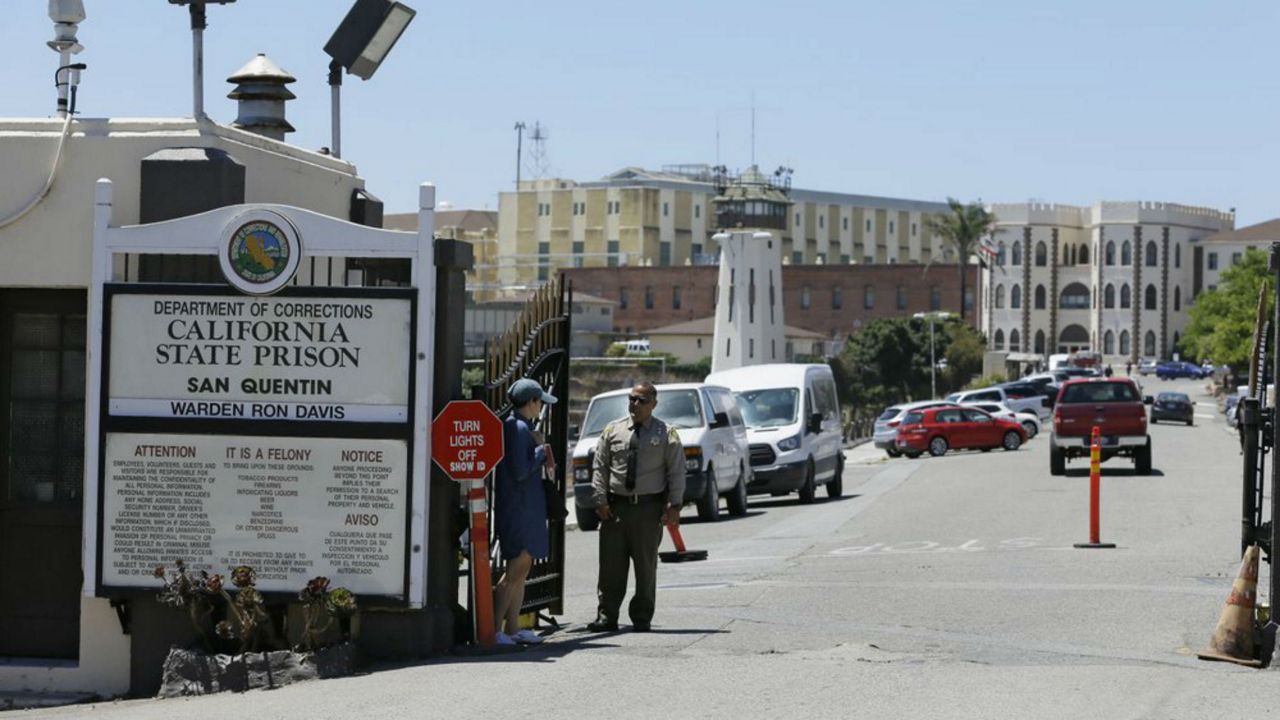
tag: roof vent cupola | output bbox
[226,53,296,140]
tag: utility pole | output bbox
[513,121,525,189]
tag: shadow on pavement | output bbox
[404,626,729,665]
[1062,468,1166,478]
[747,494,859,510]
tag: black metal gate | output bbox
[474,276,572,617]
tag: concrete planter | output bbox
[158,643,356,697]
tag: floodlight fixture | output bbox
[325,0,416,81]
[322,0,416,158]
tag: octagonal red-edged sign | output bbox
[432,400,504,481]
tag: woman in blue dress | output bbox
[493,378,556,645]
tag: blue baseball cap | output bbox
[509,378,557,406]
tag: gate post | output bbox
[428,238,474,645]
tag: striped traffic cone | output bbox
[1197,545,1262,667]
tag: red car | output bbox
[895,405,1028,458]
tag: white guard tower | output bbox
[709,165,792,373]
[711,229,786,373]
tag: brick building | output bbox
[561,263,977,341]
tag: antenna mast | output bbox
[514,121,526,188]
[525,121,551,179]
[169,1,237,121]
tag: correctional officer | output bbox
[588,381,684,632]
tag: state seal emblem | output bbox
[218,209,302,295]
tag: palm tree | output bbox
[924,198,998,323]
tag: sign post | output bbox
[431,400,504,647]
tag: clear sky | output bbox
[3,1,1278,224]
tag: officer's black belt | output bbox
[608,491,666,504]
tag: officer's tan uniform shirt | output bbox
[591,416,685,507]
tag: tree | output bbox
[924,198,998,323]
[1181,248,1270,372]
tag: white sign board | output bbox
[101,432,408,596]
[107,291,413,422]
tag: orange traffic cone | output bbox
[1197,544,1262,667]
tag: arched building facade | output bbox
[980,201,1237,365]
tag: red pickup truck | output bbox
[1049,377,1153,475]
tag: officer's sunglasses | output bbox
[628,395,653,405]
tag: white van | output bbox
[570,383,750,531]
[705,363,844,503]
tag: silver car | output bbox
[873,400,954,457]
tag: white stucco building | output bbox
[979,201,1242,365]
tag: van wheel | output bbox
[1050,444,1065,476]
[798,460,817,504]
[928,436,948,457]
[1002,431,1022,451]
[696,467,720,522]
[575,507,600,532]
[826,456,844,498]
[726,464,749,517]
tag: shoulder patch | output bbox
[667,427,680,442]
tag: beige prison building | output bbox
[495,165,953,292]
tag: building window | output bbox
[997,242,1006,266]
[843,217,849,231]
[696,337,702,349]
[929,286,941,311]
[1059,282,1089,310]
[912,222,917,236]
[1208,252,1218,270]
[1145,241,1158,267]
[1104,284,1115,309]
[1120,330,1130,355]
[659,242,671,267]
[800,285,811,310]
[1034,330,1046,354]
[1079,243,1089,265]
[1174,285,1181,311]
[672,286,682,310]
[1175,243,1181,268]
[619,287,628,309]
[897,284,908,310]
[1035,242,1047,267]
[1144,330,1157,357]
[728,270,735,321]
[663,202,669,217]
[796,213,802,226]
[1144,284,1157,310]
[1011,241,1022,266]
[1233,252,1243,266]
[694,205,701,219]
[1034,285,1046,309]
[889,221,895,234]
[1105,241,1115,266]
[691,243,703,261]
[832,286,843,310]
[644,286,654,310]
[607,240,620,267]
[995,284,1005,309]
[866,219,872,233]
[748,269,756,322]
[792,251,803,265]
[819,215,824,229]
[994,329,1005,350]
[537,241,550,281]
[1120,284,1131,309]
[1104,330,1115,354]
[749,338,755,359]
[964,287,974,313]
[840,254,850,264]
[1011,284,1022,309]
[864,284,876,310]
[1121,241,1132,266]
[572,241,584,268]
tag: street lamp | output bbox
[913,311,955,399]
[323,0,417,158]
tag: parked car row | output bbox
[570,364,845,531]
[894,405,1028,458]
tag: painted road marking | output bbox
[826,537,1044,556]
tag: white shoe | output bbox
[513,629,544,645]
[494,631,517,646]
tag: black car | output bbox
[1150,392,1194,425]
